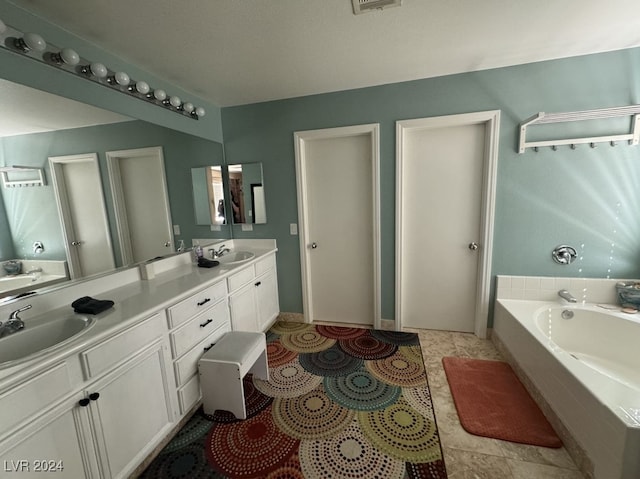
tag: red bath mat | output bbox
[442,356,562,448]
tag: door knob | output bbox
[468,242,479,251]
[310,242,318,249]
[71,241,82,246]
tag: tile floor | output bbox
[411,328,585,479]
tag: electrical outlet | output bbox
[241,224,253,231]
[290,223,298,235]
[173,224,181,235]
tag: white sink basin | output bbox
[217,251,255,265]
[0,314,96,367]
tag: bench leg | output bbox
[201,363,247,420]
[249,349,270,381]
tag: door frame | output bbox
[294,124,381,329]
[105,146,173,265]
[395,110,500,338]
[49,152,115,279]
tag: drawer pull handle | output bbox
[197,298,211,307]
[204,343,215,352]
[255,281,261,287]
[200,319,213,328]
[89,392,100,401]
[78,398,90,407]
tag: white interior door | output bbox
[295,124,380,327]
[106,147,174,264]
[396,111,500,337]
[49,153,115,279]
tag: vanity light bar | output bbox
[0,17,205,120]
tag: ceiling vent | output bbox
[352,0,402,15]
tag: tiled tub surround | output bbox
[493,275,640,479]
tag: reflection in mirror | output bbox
[228,163,267,224]
[192,166,227,226]
[0,78,228,302]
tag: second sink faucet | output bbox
[209,244,231,259]
[558,289,577,303]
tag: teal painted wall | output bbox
[5,0,640,326]
[0,1,223,142]
[0,121,225,264]
[222,48,640,320]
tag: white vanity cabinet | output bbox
[0,312,176,479]
[0,394,99,478]
[166,280,231,415]
[228,253,279,332]
[0,363,97,478]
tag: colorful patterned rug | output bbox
[141,322,447,478]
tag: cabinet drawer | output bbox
[0,362,71,438]
[81,313,165,379]
[173,321,231,387]
[167,281,227,329]
[177,374,201,415]
[170,299,230,358]
[255,254,276,276]
[227,265,255,292]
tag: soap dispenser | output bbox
[193,242,204,261]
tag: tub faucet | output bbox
[558,289,577,303]
[0,304,31,337]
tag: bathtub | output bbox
[494,299,640,479]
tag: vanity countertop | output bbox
[0,240,277,384]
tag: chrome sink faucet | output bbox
[209,244,231,259]
[558,289,577,303]
[0,304,31,337]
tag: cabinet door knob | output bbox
[197,298,211,307]
[89,392,100,401]
[200,319,213,328]
[255,281,261,287]
[204,343,215,352]
[78,398,90,407]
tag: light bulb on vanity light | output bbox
[195,106,206,117]
[131,80,150,95]
[15,32,46,53]
[169,95,181,108]
[183,102,194,114]
[108,71,130,86]
[153,89,167,101]
[82,62,108,78]
[50,47,80,66]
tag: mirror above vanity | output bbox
[227,162,267,225]
[191,166,226,226]
[0,78,229,302]
[191,162,268,227]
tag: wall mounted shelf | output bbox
[0,165,46,187]
[518,105,640,153]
